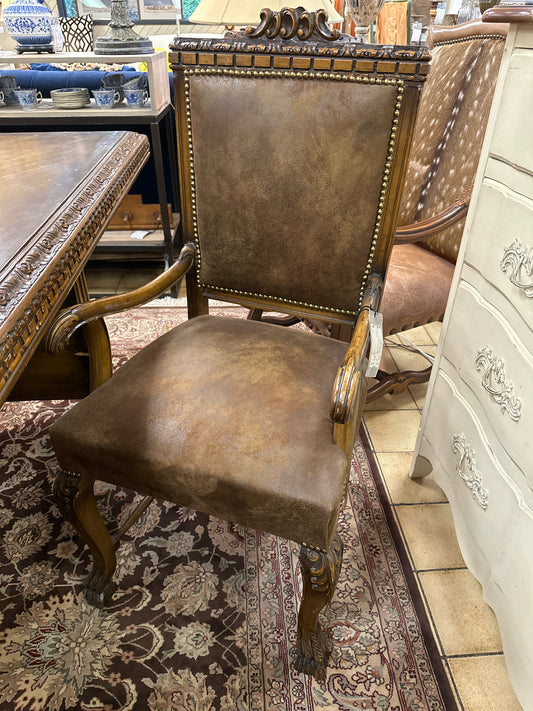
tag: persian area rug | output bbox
[0,307,454,711]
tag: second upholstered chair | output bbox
[249,19,508,401]
[368,18,508,399]
[47,9,430,680]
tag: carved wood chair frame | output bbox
[46,10,430,680]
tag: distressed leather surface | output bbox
[51,316,350,550]
[381,243,454,334]
[189,76,398,314]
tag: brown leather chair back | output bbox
[170,14,431,324]
[398,19,508,263]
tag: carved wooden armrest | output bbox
[45,243,196,354]
[330,274,383,425]
[394,186,472,244]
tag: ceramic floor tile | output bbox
[419,569,503,656]
[363,409,421,452]
[388,343,437,373]
[395,503,465,570]
[448,655,523,711]
[386,324,437,347]
[423,320,443,344]
[365,347,418,411]
[409,380,430,411]
[377,452,447,504]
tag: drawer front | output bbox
[422,368,533,708]
[464,179,533,316]
[441,280,533,492]
[422,368,528,568]
[489,47,533,172]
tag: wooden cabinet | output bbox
[410,9,533,709]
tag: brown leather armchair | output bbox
[368,18,508,400]
[46,10,430,680]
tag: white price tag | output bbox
[130,230,150,240]
[365,310,383,378]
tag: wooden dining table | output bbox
[0,131,150,407]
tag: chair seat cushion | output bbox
[50,315,350,551]
[381,243,455,335]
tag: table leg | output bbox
[150,119,173,271]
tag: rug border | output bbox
[359,424,459,711]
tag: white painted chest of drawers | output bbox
[410,10,533,709]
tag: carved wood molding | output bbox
[500,238,533,297]
[0,133,149,398]
[246,7,340,42]
[452,433,489,510]
[170,36,431,83]
[475,346,522,421]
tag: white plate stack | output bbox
[50,87,90,109]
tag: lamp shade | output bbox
[189,0,344,25]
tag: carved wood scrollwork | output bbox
[53,468,82,518]
[452,433,488,510]
[500,238,533,297]
[246,7,340,42]
[296,533,343,679]
[475,346,522,422]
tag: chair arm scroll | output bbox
[394,186,472,244]
[45,243,196,354]
[330,274,383,425]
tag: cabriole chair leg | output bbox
[54,469,117,608]
[295,532,343,680]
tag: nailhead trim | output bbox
[436,33,506,46]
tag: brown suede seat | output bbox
[51,315,350,551]
[381,243,455,334]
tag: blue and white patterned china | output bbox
[0,91,4,105]
[3,0,63,53]
[14,88,42,110]
[0,76,20,105]
[101,74,125,103]
[2,88,20,105]
[124,88,148,108]
[92,89,121,109]
[123,75,147,91]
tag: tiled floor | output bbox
[363,321,524,711]
[85,249,523,711]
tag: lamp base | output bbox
[94,36,154,54]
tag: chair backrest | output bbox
[170,9,430,325]
[397,18,508,263]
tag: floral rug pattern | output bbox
[0,307,450,710]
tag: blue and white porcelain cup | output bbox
[0,76,19,106]
[92,89,120,109]
[3,88,19,106]
[124,88,148,108]
[14,88,42,110]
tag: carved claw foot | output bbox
[54,468,117,609]
[295,622,331,680]
[84,571,117,609]
[295,533,343,680]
